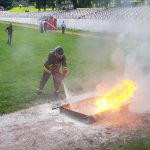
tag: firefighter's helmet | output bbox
[55,46,64,55]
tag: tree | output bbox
[104,0,111,8]
[87,0,92,7]
[115,0,121,6]
[28,0,35,5]
[36,0,43,11]
[47,0,55,10]
[71,0,77,9]
[43,0,47,11]
[0,0,13,10]
[78,0,92,8]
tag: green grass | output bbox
[9,6,52,13]
[103,136,150,150]
[123,137,150,150]
[0,22,127,114]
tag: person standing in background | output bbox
[5,23,13,46]
[43,21,47,32]
[61,21,66,34]
[40,21,43,33]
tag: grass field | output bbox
[106,136,150,150]
[9,6,52,12]
[0,22,124,114]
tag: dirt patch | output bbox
[0,101,150,150]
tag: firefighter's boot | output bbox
[36,89,43,95]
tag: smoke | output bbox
[113,22,150,113]
[122,35,150,113]
[68,19,150,113]
[11,45,34,63]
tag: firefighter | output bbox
[5,23,13,46]
[37,46,68,97]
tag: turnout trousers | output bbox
[39,71,62,92]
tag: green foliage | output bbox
[124,137,150,150]
[0,0,13,10]
[78,0,92,8]
[9,6,52,12]
[107,136,150,150]
[18,4,23,8]
[9,0,149,11]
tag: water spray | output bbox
[62,82,70,103]
[52,82,70,110]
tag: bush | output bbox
[18,4,23,8]
[0,6,4,11]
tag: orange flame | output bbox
[95,79,137,114]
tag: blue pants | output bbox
[7,34,12,46]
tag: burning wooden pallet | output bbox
[59,98,97,124]
[59,97,129,124]
[56,79,137,124]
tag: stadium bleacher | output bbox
[0,6,150,21]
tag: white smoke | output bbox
[69,19,150,113]
[113,23,150,113]
[11,45,34,63]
